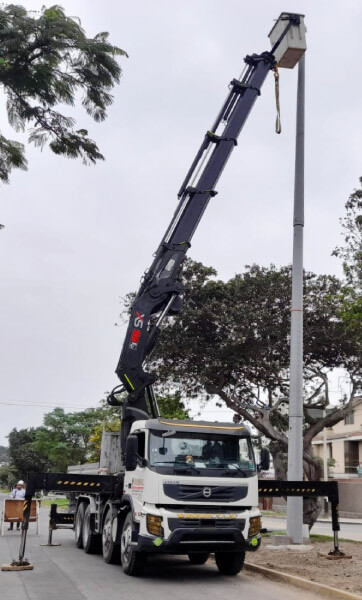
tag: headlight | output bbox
[248,516,261,537]
[146,514,164,536]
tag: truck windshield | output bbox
[149,430,256,473]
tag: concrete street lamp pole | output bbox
[287,53,305,544]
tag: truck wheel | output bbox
[75,502,86,548]
[82,505,101,554]
[120,512,146,576]
[215,551,245,575]
[188,552,210,565]
[102,507,120,564]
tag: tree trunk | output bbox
[269,442,286,479]
[302,445,323,530]
[269,441,322,529]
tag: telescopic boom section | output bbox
[113,15,300,412]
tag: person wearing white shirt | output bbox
[8,480,25,530]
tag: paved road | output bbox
[0,497,323,600]
[262,515,362,541]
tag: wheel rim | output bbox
[83,509,90,546]
[102,515,112,555]
[121,524,132,565]
[75,510,82,539]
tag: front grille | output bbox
[163,484,248,502]
[179,533,236,543]
[168,518,245,531]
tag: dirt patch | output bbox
[246,539,362,595]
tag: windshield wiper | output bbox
[174,465,200,475]
[218,462,250,477]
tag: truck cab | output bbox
[119,418,262,574]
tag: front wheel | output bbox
[215,551,245,575]
[120,512,146,576]
[188,552,209,565]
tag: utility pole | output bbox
[287,53,305,544]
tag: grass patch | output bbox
[310,534,360,544]
[0,488,10,494]
[262,531,360,544]
[261,530,286,537]
[41,497,69,508]
[261,511,286,517]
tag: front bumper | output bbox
[136,526,261,554]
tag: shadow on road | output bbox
[141,555,224,581]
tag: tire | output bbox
[102,507,120,564]
[82,504,101,554]
[120,512,146,576]
[215,551,245,575]
[188,552,209,565]
[75,502,86,549]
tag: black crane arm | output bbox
[110,15,301,418]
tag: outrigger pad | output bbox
[2,559,34,571]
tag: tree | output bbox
[157,391,189,419]
[31,406,116,471]
[333,177,362,289]
[0,463,18,488]
[0,444,9,463]
[8,427,50,480]
[87,403,122,463]
[147,260,361,525]
[0,4,127,183]
[333,178,362,345]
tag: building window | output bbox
[344,440,359,473]
[344,412,354,425]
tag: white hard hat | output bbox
[17,480,24,485]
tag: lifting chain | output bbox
[274,64,281,134]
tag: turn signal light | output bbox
[248,516,261,537]
[146,514,164,537]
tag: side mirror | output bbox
[125,435,138,471]
[258,447,270,472]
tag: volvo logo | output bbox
[202,487,212,498]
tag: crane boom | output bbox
[108,14,303,451]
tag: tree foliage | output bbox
[148,260,361,498]
[0,444,9,463]
[6,405,124,477]
[157,391,189,420]
[31,406,116,472]
[8,427,50,480]
[0,463,18,487]
[333,178,362,344]
[0,4,127,182]
[333,177,362,289]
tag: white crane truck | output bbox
[17,13,342,577]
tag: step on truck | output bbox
[17,13,311,576]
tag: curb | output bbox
[245,563,362,600]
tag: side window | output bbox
[136,432,145,458]
[239,439,250,462]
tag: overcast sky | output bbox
[0,0,360,446]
